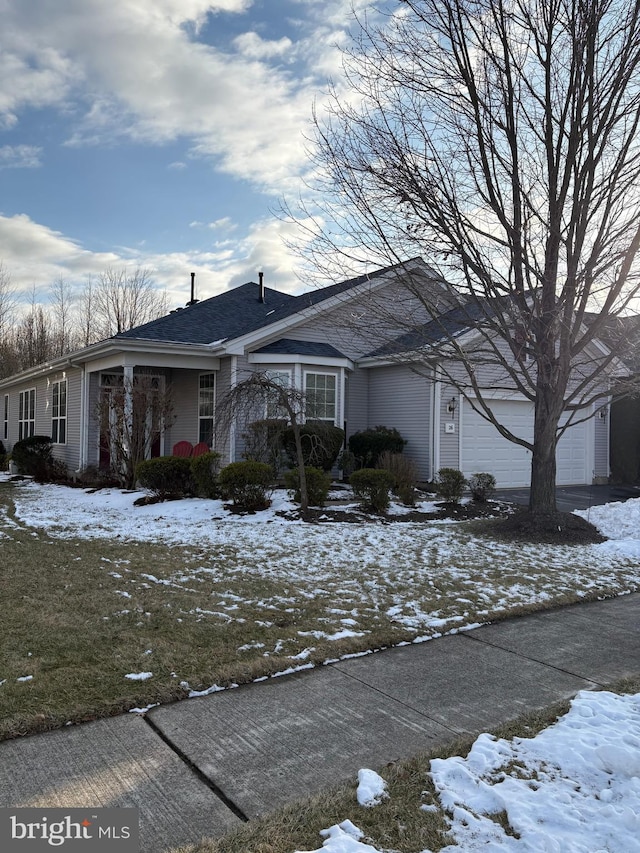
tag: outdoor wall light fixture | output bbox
[447,396,457,414]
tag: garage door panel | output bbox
[462,401,587,488]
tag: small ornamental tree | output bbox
[217,372,342,513]
[96,374,175,489]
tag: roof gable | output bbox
[115,259,431,348]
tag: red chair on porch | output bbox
[172,441,194,457]
[192,442,210,457]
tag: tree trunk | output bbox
[529,386,561,515]
[290,418,309,513]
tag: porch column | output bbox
[123,365,134,456]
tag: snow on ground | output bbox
[3,477,640,648]
[297,691,640,853]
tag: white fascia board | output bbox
[222,258,433,355]
[0,339,219,389]
[248,352,353,369]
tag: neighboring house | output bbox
[0,258,616,488]
[596,314,640,484]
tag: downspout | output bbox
[432,365,442,482]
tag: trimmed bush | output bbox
[348,426,407,468]
[11,435,54,480]
[350,467,394,513]
[0,439,6,471]
[136,456,193,499]
[282,423,345,471]
[284,466,331,507]
[378,450,418,506]
[468,472,497,502]
[190,451,223,498]
[219,460,274,511]
[435,467,467,503]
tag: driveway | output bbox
[493,483,640,512]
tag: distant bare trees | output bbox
[0,265,168,377]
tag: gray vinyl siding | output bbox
[345,367,368,438]
[285,277,454,360]
[438,383,460,470]
[367,364,432,480]
[167,369,200,449]
[49,368,82,471]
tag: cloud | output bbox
[232,32,293,59]
[0,145,42,169]
[0,0,376,194]
[0,211,313,309]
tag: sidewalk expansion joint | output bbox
[460,632,606,687]
[332,664,462,736]
[144,716,249,823]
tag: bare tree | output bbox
[96,374,175,488]
[293,0,640,519]
[0,263,18,378]
[49,276,75,357]
[93,267,168,338]
[12,289,55,369]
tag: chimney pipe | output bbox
[187,272,199,306]
[258,271,265,303]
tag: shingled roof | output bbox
[253,338,347,358]
[115,259,426,347]
[116,282,296,344]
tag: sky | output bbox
[0,0,384,311]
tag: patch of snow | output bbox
[124,672,152,681]
[356,769,388,808]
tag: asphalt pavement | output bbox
[493,482,640,512]
[1,592,639,852]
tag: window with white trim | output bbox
[265,370,291,419]
[51,380,67,444]
[18,389,36,440]
[3,394,7,441]
[199,373,215,446]
[305,372,337,423]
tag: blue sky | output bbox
[0,0,382,309]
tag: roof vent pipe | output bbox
[259,271,265,303]
[186,271,199,306]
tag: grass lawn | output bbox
[1,478,639,741]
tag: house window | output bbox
[3,395,7,441]
[18,389,36,440]
[265,370,291,419]
[51,380,67,444]
[199,373,216,446]
[305,372,337,423]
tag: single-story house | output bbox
[0,258,616,488]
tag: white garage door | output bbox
[461,400,588,488]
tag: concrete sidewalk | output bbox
[1,593,639,852]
